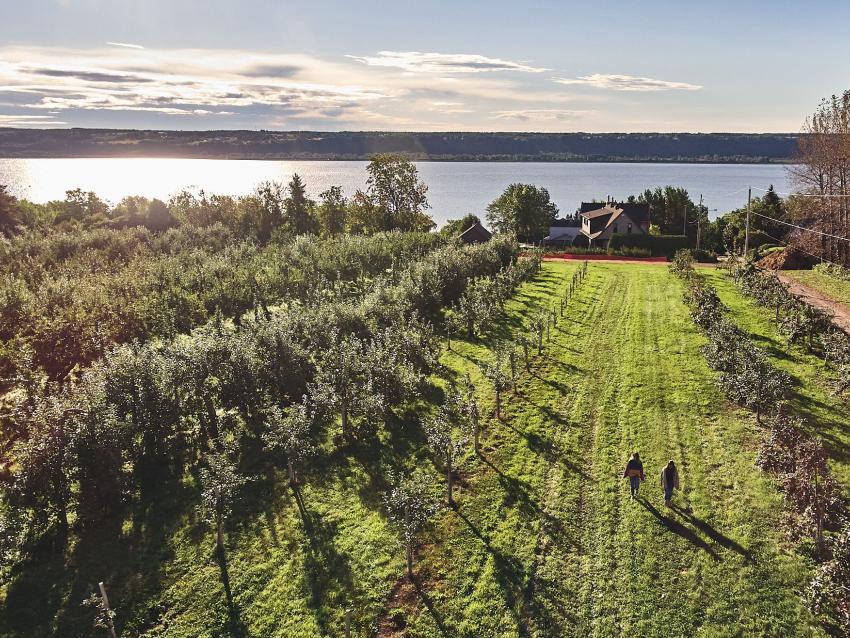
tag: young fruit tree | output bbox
[424,402,469,507]
[262,397,315,486]
[460,375,482,455]
[312,332,383,439]
[811,522,850,632]
[517,333,532,372]
[484,352,510,420]
[199,441,248,561]
[384,468,440,579]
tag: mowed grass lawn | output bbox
[1,263,823,638]
[784,269,850,308]
[704,268,850,492]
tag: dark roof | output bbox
[550,217,580,227]
[580,201,650,225]
[458,221,492,243]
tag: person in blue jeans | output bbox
[622,452,645,498]
[661,459,680,506]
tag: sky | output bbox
[0,0,848,132]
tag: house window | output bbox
[627,223,632,234]
[612,224,618,233]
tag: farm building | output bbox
[458,221,493,244]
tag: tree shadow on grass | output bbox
[216,545,250,638]
[669,504,753,561]
[299,505,357,638]
[411,574,452,637]
[1,464,192,638]
[637,498,720,561]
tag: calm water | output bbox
[0,158,793,225]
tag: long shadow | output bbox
[637,498,720,561]
[669,504,753,561]
[1,461,192,638]
[411,575,453,636]
[216,546,250,638]
[453,509,533,634]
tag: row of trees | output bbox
[0,230,444,384]
[0,154,435,241]
[671,251,849,634]
[730,261,849,395]
[391,259,589,579]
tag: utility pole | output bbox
[697,194,703,252]
[744,187,752,257]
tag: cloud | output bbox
[0,114,66,126]
[240,63,301,78]
[492,108,593,121]
[27,66,156,83]
[554,74,702,92]
[106,42,145,50]
[0,47,390,124]
[347,51,547,74]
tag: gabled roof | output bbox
[580,201,650,225]
[458,221,492,242]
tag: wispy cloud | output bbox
[554,74,702,92]
[0,114,66,126]
[106,42,145,50]
[492,108,593,121]
[347,51,547,74]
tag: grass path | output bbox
[703,268,850,491]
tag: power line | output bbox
[749,210,850,244]
[758,229,845,268]
[751,186,850,199]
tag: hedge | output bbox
[608,233,688,256]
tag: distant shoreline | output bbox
[0,129,801,164]
[0,156,796,164]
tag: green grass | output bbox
[0,263,825,637]
[784,269,850,307]
[703,269,850,492]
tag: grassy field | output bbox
[703,269,850,492]
[784,270,850,307]
[1,263,825,637]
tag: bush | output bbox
[813,262,850,281]
[608,233,688,257]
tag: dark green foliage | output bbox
[486,183,558,242]
[608,233,689,256]
[0,185,21,236]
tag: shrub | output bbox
[608,233,689,257]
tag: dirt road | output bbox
[777,272,850,335]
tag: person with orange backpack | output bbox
[623,452,645,498]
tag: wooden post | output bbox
[98,582,118,638]
[344,608,352,638]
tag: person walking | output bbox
[661,459,680,506]
[623,452,645,498]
